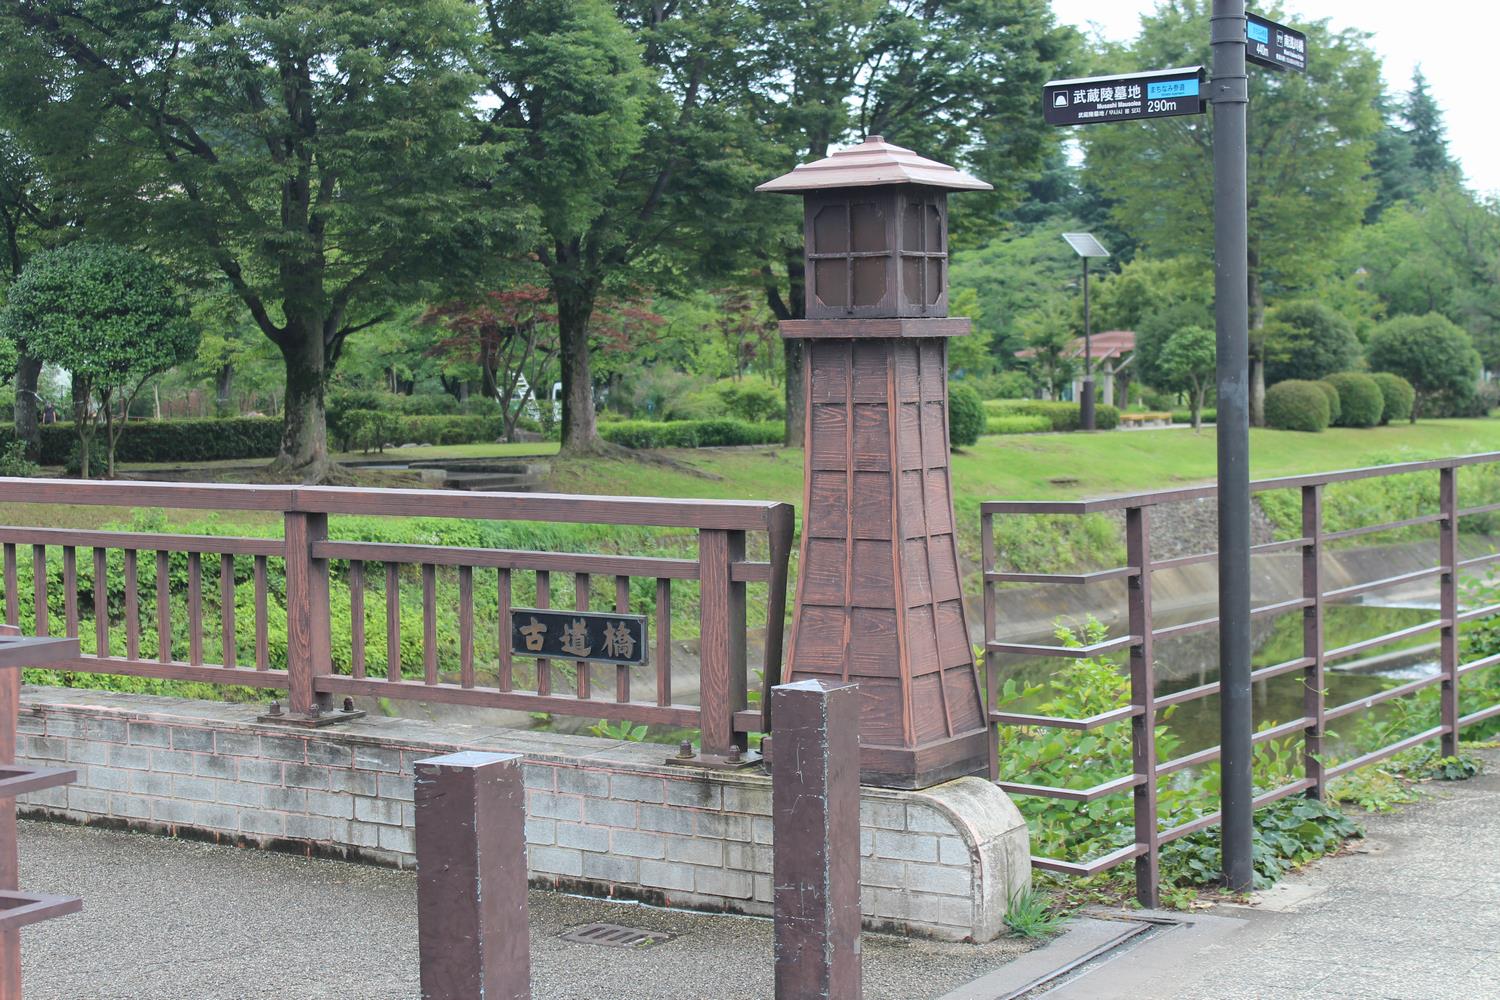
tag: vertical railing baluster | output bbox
[62,546,77,638]
[535,570,550,696]
[283,511,331,715]
[187,551,203,666]
[93,548,108,657]
[699,529,747,756]
[349,560,366,680]
[386,562,402,684]
[1440,466,1460,756]
[124,550,139,661]
[615,574,630,703]
[3,544,15,627]
[155,551,170,662]
[422,563,437,685]
[498,568,512,692]
[655,578,671,707]
[575,571,591,700]
[459,565,474,689]
[253,556,268,671]
[1302,485,1326,799]
[32,544,47,637]
[982,513,999,781]
[220,554,236,668]
[1126,505,1159,909]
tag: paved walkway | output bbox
[1042,748,1500,1000]
[16,820,1029,1000]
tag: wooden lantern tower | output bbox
[759,136,991,788]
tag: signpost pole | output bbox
[1211,0,1255,895]
[1081,257,1095,430]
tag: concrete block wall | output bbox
[15,687,1030,942]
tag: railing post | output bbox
[698,528,747,757]
[772,679,861,1000]
[1125,506,1159,908]
[1440,466,1459,756]
[414,751,530,1000]
[284,510,332,716]
[982,513,999,782]
[1302,484,1326,799]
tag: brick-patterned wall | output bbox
[16,687,1029,942]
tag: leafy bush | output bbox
[666,376,785,424]
[334,412,499,452]
[1315,380,1341,426]
[0,418,283,465]
[985,415,1052,435]
[1160,796,1361,890]
[1367,314,1481,419]
[983,399,1120,431]
[599,419,782,449]
[1262,301,1362,384]
[1370,372,1415,424]
[1264,380,1331,432]
[990,370,1036,400]
[1171,409,1216,425]
[0,440,37,477]
[947,384,985,449]
[1323,373,1384,427]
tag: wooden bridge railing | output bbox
[0,479,795,756]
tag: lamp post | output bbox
[1062,233,1111,430]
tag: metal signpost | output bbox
[1042,1,1308,896]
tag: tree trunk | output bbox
[13,353,42,463]
[71,376,91,480]
[783,339,805,448]
[215,364,233,418]
[553,276,601,454]
[273,316,331,482]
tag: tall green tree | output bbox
[1404,67,1458,187]
[1157,325,1216,430]
[0,0,506,481]
[475,0,763,453]
[1080,1,1381,424]
[749,0,1074,445]
[1,243,199,477]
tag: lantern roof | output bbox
[756,135,992,194]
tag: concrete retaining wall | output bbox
[14,686,1029,942]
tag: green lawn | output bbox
[545,418,1500,508]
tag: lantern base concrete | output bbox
[13,686,1031,942]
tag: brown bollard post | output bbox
[772,679,861,1000]
[414,751,531,1000]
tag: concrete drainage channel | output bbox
[934,909,1246,1000]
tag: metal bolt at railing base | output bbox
[342,697,355,713]
[677,740,695,759]
[267,700,283,717]
[727,744,742,764]
[309,702,322,718]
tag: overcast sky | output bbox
[1050,1,1500,196]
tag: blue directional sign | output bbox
[1246,12,1307,73]
[1044,66,1207,127]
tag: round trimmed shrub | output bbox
[1264,380,1332,432]
[1371,372,1416,424]
[1314,380,1340,426]
[1323,373,1384,427]
[948,384,985,449]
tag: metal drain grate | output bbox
[559,922,674,949]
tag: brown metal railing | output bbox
[981,452,1500,906]
[0,478,794,756]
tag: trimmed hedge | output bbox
[599,419,782,449]
[1371,372,1416,424]
[948,385,985,448]
[1171,409,1217,425]
[334,412,498,452]
[982,399,1120,431]
[1323,373,1384,427]
[0,418,283,465]
[1314,380,1341,426]
[1264,380,1331,432]
[985,415,1052,435]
